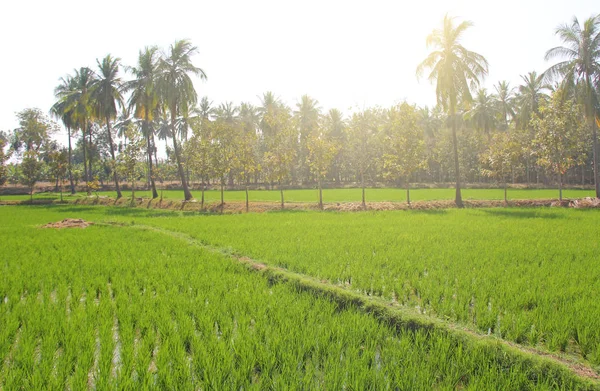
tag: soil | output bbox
[42,218,93,229]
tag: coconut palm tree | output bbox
[416,15,488,206]
[50,76,77,194]
[516,71,549,129]
[63,67,97,189]
[157,39,206,201]
[464,88,498,138]
[126,47,161,198]
[544,14,600,197]
[198,96,215,121]
[323,108,345,182]
[494,81,516,130]
[92,54,124,198]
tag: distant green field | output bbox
[2,206,590,389]
[0,187,595,202]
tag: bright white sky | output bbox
[0,0,598,145]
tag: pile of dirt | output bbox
[42,218,93,229]
[571,197,600,208]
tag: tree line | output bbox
[1,14,599,207]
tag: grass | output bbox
[2,206,595,389]
[14,204,600,367]
[0,187,595,203]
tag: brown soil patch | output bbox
[43,218,93,229]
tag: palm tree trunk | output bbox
[67,127,75,194]
[88,124,93,183]
[81,126,89,195]
[406,178,411,205]
[106,117,122,199]
[592,117,599,198]
[170,110,193,200]
[144,113,158,199]
[450,107,463,207]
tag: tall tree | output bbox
[157,39,206,201]
[306,131,336,209]
[125,46,160,199]
[294,95,321,183]
[494,81,516,130]
[11,108,57,155]
[544,14,600,198]
[92,54,124,198]
[51,76,77,194]
[480,131,524,202]
[323,109,346,182]
[464,88,498,138]
[382,103,426,204]
[20,151,42,202]
[417,14,489,206]
[0,132,10,187]
[347,109,380,207]
[516,71,549,129]
[532,94,587,200]
[64,67,97,191]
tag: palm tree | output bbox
[323,108,346,182]
[417,15,488,206]
[92,54,124,198]
[516,71,550,184]
[494,81,516,130]
[50,76,77,194]
[198,96,215,120]
[125,47,161,198]
[63,67,97,190]
[464,88,498,138]
[544,14,600,198]
[516,71,549,129]
[157,40,206,201]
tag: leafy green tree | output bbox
[157,40,206,201]
[382,103,426,204]
[11,108,57,155]
[532,95,587,200]
[347,109,380,207]
[208,119,237,208]
[263,109,296,208]
[294,95,321,183]
[235,107,260,211]
[186,118,213,208]
[20,151,41,202]
[306,132,336,209]
[481,132,524,202]
[417,14,489,206]
[544,14,600,197]
[0,132,10,186]
[118,126,145,204]
[323,109,346,182]
[92,54,124,198]
[48,149,68,201]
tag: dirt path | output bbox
[97,221,600,386]
[7,196,600,214]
